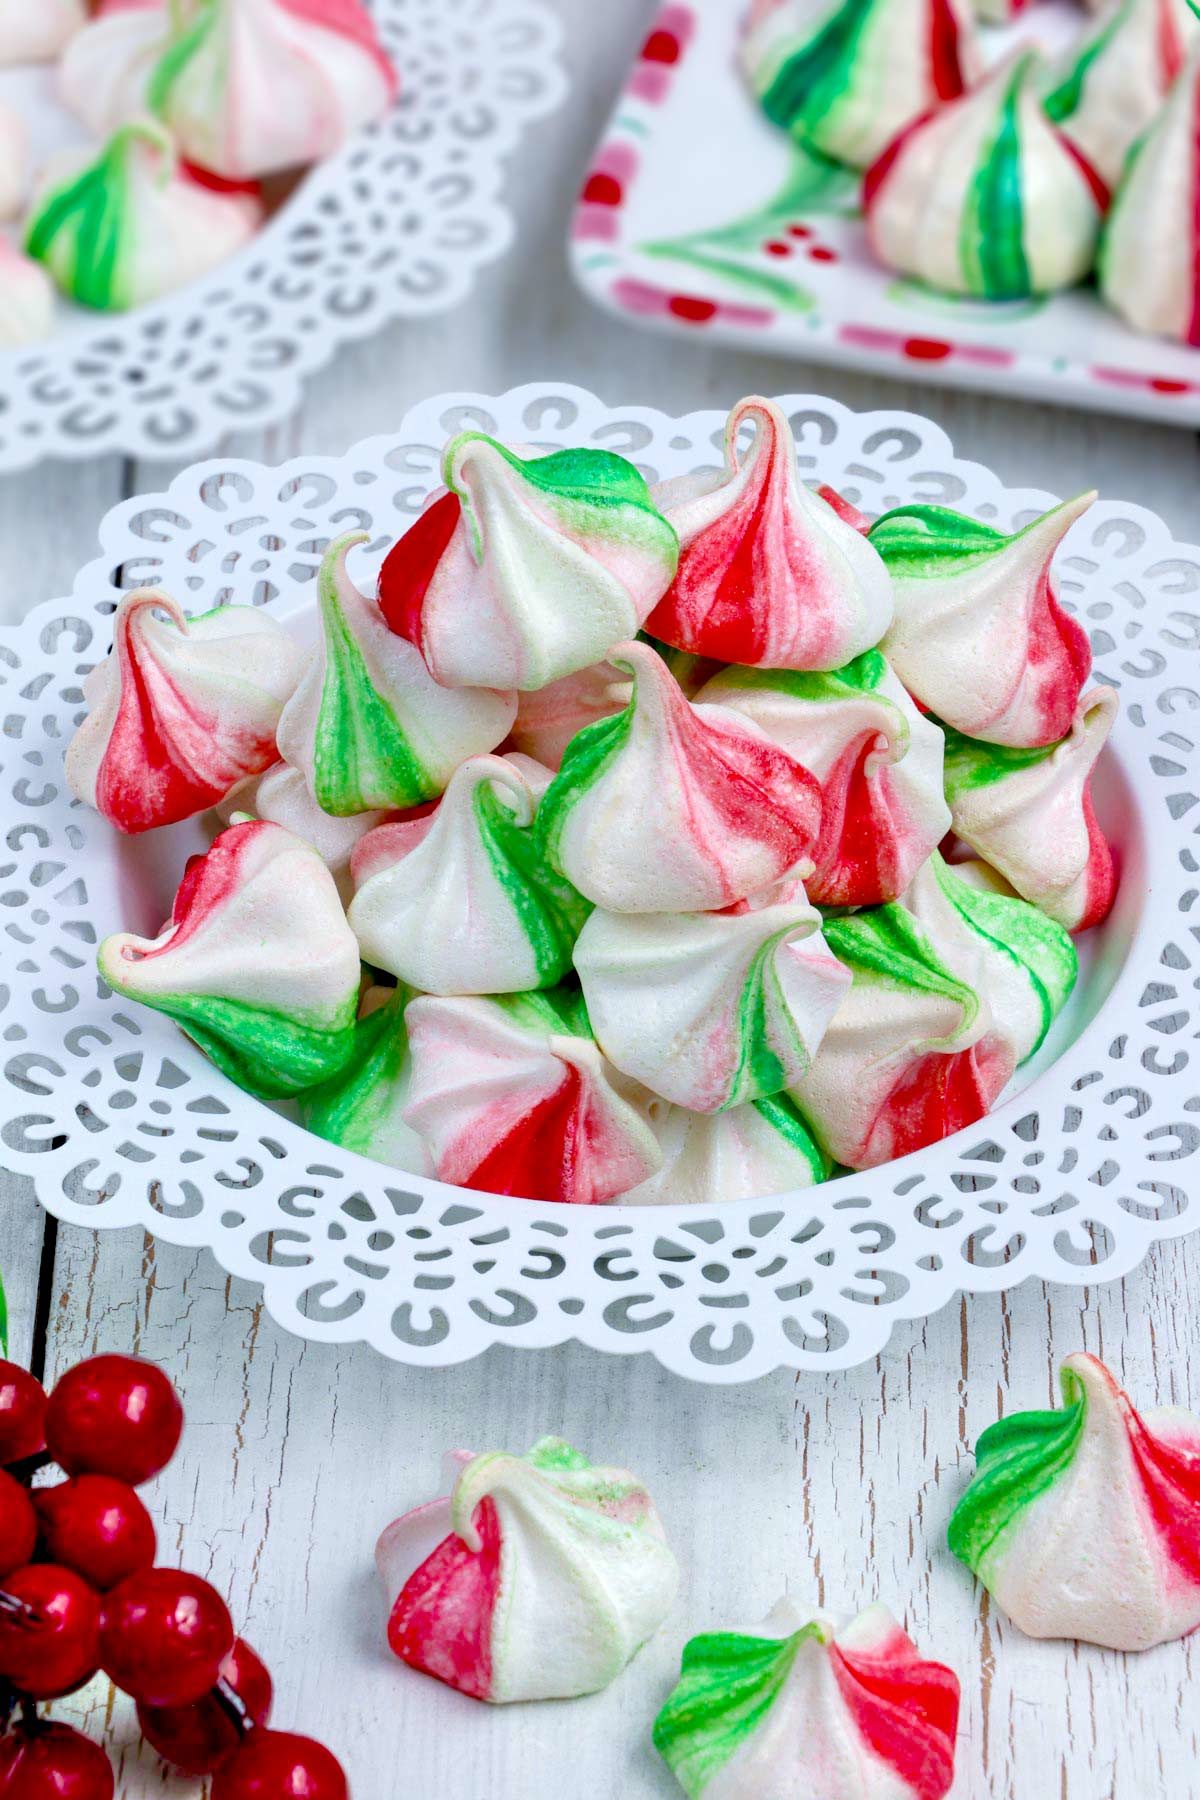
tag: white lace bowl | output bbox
[0,0,565,473]
[2,384,1196,1383]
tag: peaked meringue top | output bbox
[872,492,1094,747]
[949,1353,1200,1650]
[65,589,304,834]
[644,397,894,671]
[1044,0,1198,188]
[378,434,679,692]
[536,639,822,913]
[654,1597,960,1799]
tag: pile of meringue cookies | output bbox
[0,0,396,346]
[65,395,1119,1212]
[372,1350,1200,1797]
[742,0,1200,345]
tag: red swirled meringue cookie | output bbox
[508,659,631,770]
[377,1438,679,1702]
[377,434,679,692]
[871,492,1093,748]
[644,397,893,671]
[942,687,1118,931]
[402,988,662,1206]
[696,652,950,908]
[65,590,304,834]
[0,0,85,64]
[536,639,821,914]
[217,761,388,899]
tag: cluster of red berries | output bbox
[0,1353,348,1798]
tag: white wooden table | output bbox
[3,3,1199,1794]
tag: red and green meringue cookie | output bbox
[871,493,1093,749]
[377,1438,678,1703]
[401,987,663,1205]
[300,985,430,1174]
[536,639,822,914]
[218,761,388,902]
[644,397,893,672]
[25,121,262,312]
[377,433,679,693]
[950,1353,1200,1651]
[619,1092,831,1205]
[697,653,950,909]
[276,532,516,817]
[347,753,589,996]
[1100,35,1200,344]
[1045,0,1198,189]
[942,687,1118,932]
[865,53,1108,301]
[573,874,851,1114]
[654,1598,960,1800]
[741,0,979,170]
[98,819,361,1099]
[65,590,305,835]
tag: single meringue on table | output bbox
[950,1352,1200,1651]
[276,533,516,817]
[871,492,1094,749]
[618,1092,830,1205]
[574,874,850,1114]
[741,0,979,170]
[654,1597,961,1800]
[98,819,362,1100]
[0,241,54,350]
[697,653,950,908]
[0,0,85,65]
[1044,0,1198,190]
[377,1437,679,1703]
[536,639,822,914]
[300,986,430,1175]
[377,432,679,692]
[942,686,1119,931]
[61,0,397,182]
[644,396,893,671]
[66,590,305,835]
[25,121,263,312]
[865,52,1108,300]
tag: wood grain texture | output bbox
[2,0,1200,1794]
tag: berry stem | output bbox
[0,1589,40,1628]
[19,1692,40,1735]
[5,1450,53,1487]
[211,1672,253,1737]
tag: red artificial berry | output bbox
[100,1568,233,1707]
[33,1476,157,1591]
[45,1356,183,1486]
[212,1731,348,1800]
[0,1564,100,1699]
[0,1722,114,1800]
[0,1362,46,1467]
[0,1471,37,1579]
[138,1637,273,1776]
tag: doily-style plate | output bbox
[2,383,1197,1383]
[0,0,565,474]
[571,1,1200,428]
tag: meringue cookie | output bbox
[377,435,679,692]
[0,0,85,64]
[949,1353,1200,1651]
[654,1597,960,1800]
[0,240,55,349]
[0,98,27,222]
[276,533,516,817]
[25,121,262,312]
[402,988,663,1205]
[64,0,397,181]
[865,52,1108,300]
[217,761,387,900]
[300,985,430,1174]
[1045,0,1198,189]
[348,754,588,996]
[618,1092,830,1205]
[574,876,850,1114]
[1100,41,1200,344]
[791,903,1017,1170]
[942,687,1118,931]
[98,819,361,1098]
[509,659,631,770]
[644,397,893,671]
[66,591,305,835]
[377,1437,679,1702]
[536,639,821,914]
[872,493,1093,749]
[697,653,950,908]
[900,854,1077,1066]
[741,0,979,170]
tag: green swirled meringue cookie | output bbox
[301,985,430,1174]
